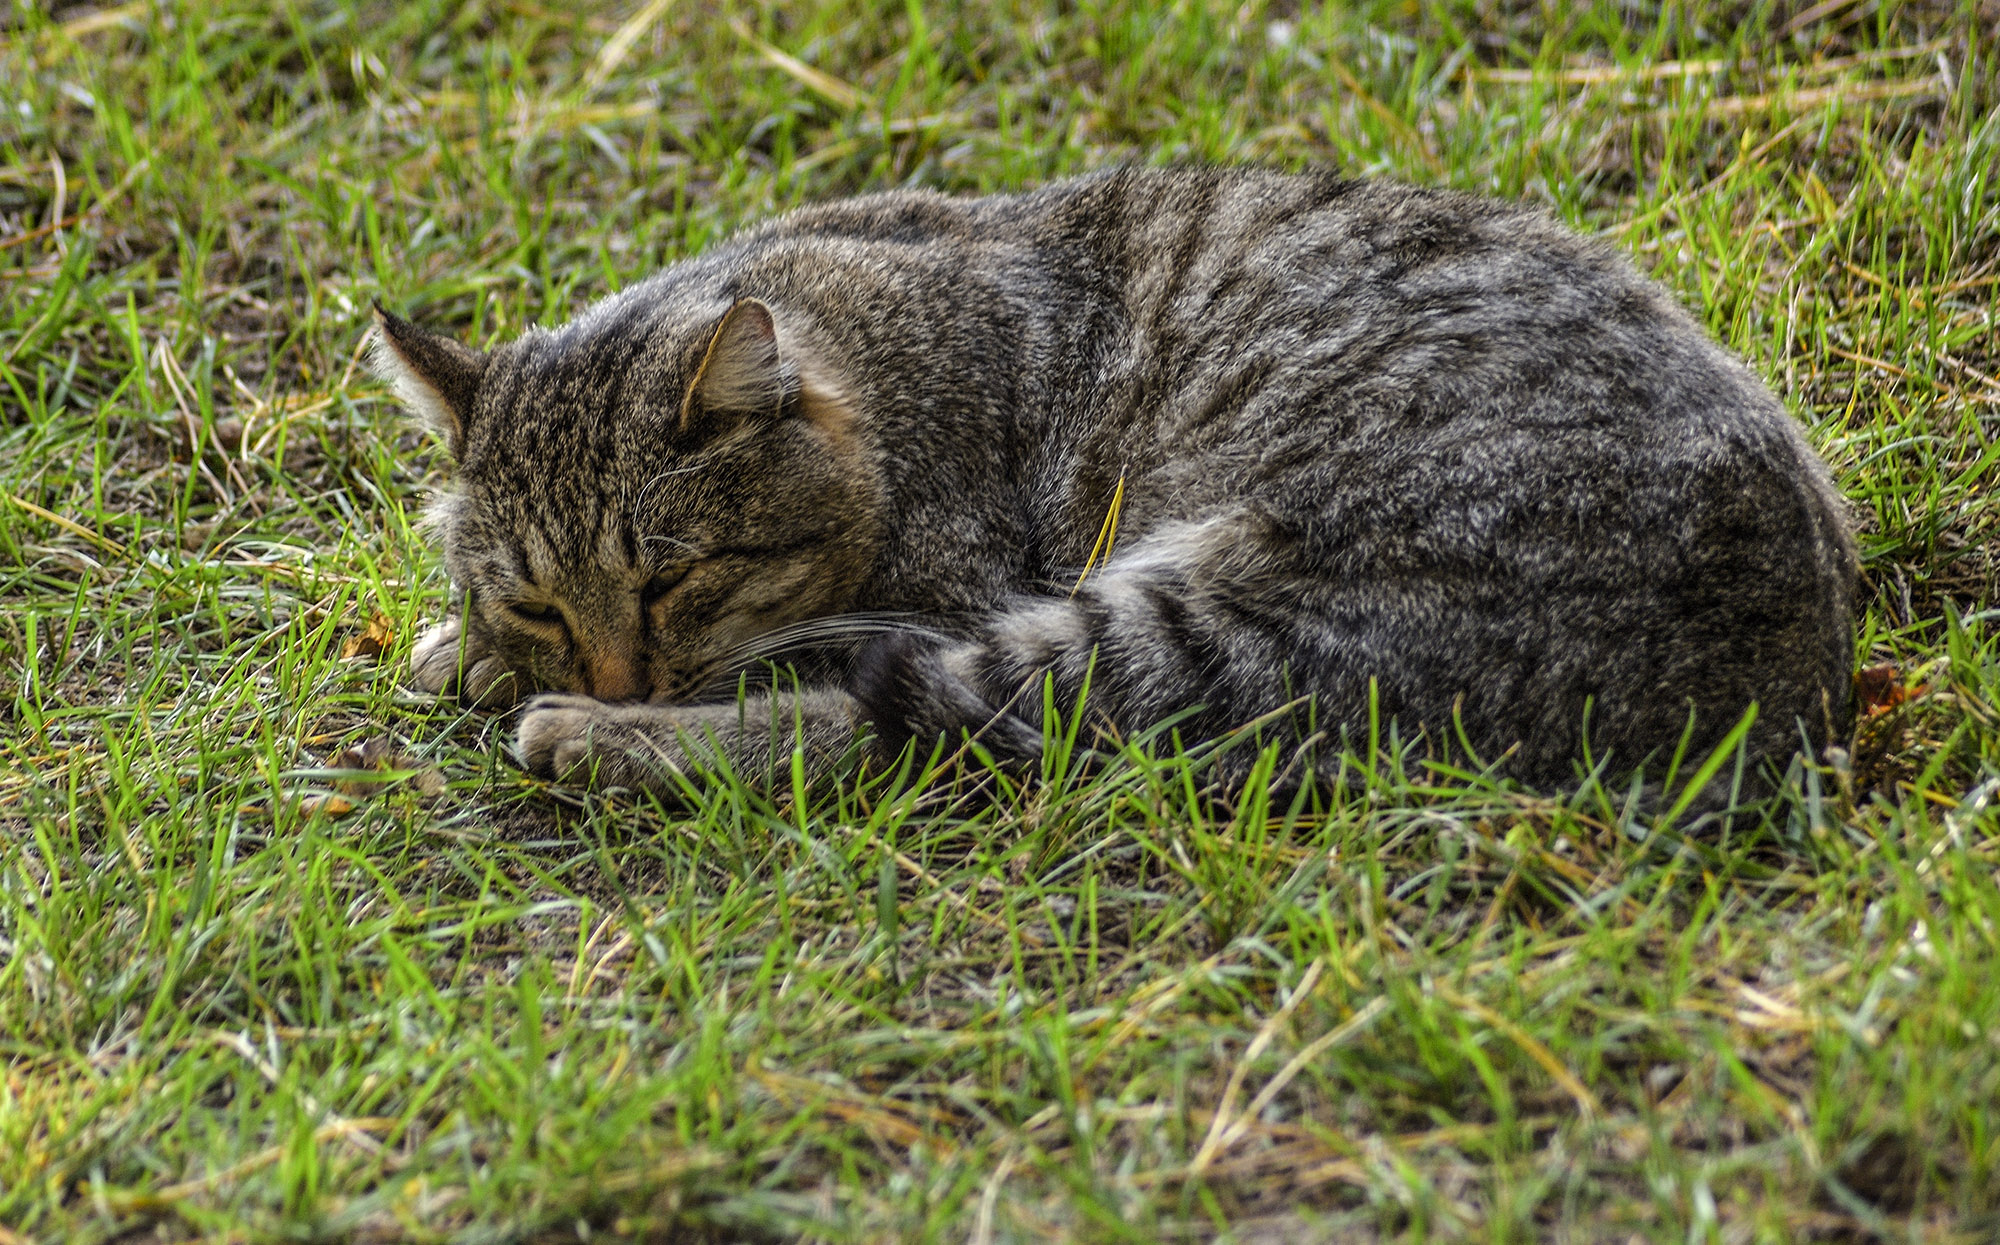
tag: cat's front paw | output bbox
[410,616,531,708]
[515,694,683,790]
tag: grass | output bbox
[2,0,1998,1239]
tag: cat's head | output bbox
[370,293,883,704]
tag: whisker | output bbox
[641,533,702,556]
[747,614,947,657]
[682,613,953,699]
[635,462,709,513]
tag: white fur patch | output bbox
[990,600,1087,653]
[367,325,462,447]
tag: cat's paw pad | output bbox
[410,618,528,707]
[516,695,679,789]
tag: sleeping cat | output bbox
[371,167,1857,800]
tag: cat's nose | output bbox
[582,649,648,702]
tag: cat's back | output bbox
[1027,168,1765,437]
[691,168,1840,525]
[1039,172,1832,522]
[726,168,1849,583]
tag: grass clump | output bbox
[3,0,1999,1240]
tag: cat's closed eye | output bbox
[509,600,567,627]
[641,569,689,607]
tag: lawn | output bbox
[2,0,1997,1240]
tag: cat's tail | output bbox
[849,633,1047,769]
[850,511,1305,775]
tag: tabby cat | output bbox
[371,167,1857,801]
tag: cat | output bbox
[370,166,1858,803]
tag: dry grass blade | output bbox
[1778,0,1871,37]
[748,1064,957,1155]
[1192,994,1392,1175]
[968,1150,1019,1245]
[101,1117,398,1210]
[1434,984,1601,1119]
[1474,58,1731,85]
[1068,469,1125,595]
[1328,55,1442,173]
[5,493,135,560]
[1191,960,1327,1174]
[727,17,867,111]
[0,156,149,257]
[1652,75,1942,119]
[585,0,678,92]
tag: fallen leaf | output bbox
[296,793,356,818]
[179,520,217,552]
[328,735,446,798]
[328,735,395,776]
[1856,663,1925,716]
[341,613,396,661]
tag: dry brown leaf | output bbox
[328,736,446,798]
[328,735,394,775]
[1856,663,1926,716]
[340,613,396,661]
[295,793,356,819]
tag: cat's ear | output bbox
[681,298,790,435]
[369,305,488,458]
